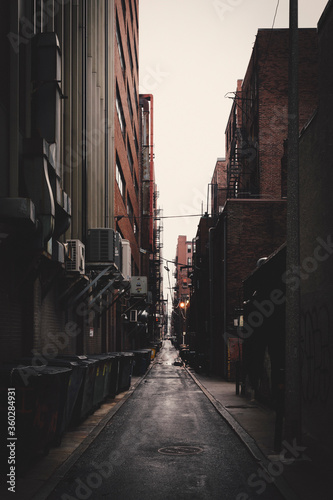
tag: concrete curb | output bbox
[32,360,156,500]
[185,366,299,500]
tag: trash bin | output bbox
[111,352,134,393]
[56,355,97,424]
[88,354,113,408]
[0,363,71,467]
[130,350,151,375]
[18,356,85,442]
[107,352,121,398]
[47,359,85,438]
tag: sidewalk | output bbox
[187,368,333,500]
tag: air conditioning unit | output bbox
[121,239,131,281]
[66,239,85,274]
[86,228,115,262]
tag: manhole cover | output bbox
[158,446,204,456]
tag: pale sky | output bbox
[139,0,328,304]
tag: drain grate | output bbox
[158,446,204,456]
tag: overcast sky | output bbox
[139,0,328,304]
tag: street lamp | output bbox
[179,299,189,345]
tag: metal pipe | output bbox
[223,213,228,379]
[141,94,154,248]
[9,0,19,197]
[104,0,109,228]
[81,0,87,242]
[285,0,301,444]
[209,227,215,373]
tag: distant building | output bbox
[172,235,193,343]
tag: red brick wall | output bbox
[114,0,140,271]
[225,199,287,330]
[240,29,319,199]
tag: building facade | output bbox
[189,27,319,381]
[0,0,158,362]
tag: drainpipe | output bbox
[104,0,109,228]
[285,0,301,444]
[223,213,228,379]
[81,0,87,241]
[10,1,19,197]
[141,94,154,248]
[209,226,215,374]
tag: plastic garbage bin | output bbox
[88,354,113,408]
[0,363,71,467]
[107,352,121,398]
[47,359,85,437]
[111,352,134,393]
[129,350,151,375]
[56,355,97,424]
[17,356,84,443]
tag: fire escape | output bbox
[227,127,258,199]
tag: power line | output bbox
[116,213,203,221]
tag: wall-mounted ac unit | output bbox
[66,239,85,274]
[121,239,131,281]
[86,228,115,262]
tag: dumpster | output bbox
[18,356,84,443]
[47,359,85,438]
[88,354,113,408]
[107,352,121,398]
[110,352,134,393]
[0,363,71,468]
[57,355,97,424]
[130,350,151,375]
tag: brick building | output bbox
[226,29,318,200]
[172,235,193,343]
[139,94,164,343]
[210,158,227,217]
[0,1,156,362]
[190,27,319,379]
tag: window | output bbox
[134,171,139,199]
[133,80,138,110]
[127,33,133,74]
[127,139,133,174]
[187,244,191,253]
[187,257,191,265]
[127,196,134,224]
[116,16,125,72]
[121,0,126,20]
[116,85,125,135]
[129,0,134,24]
[133,125,139,153]
[127,89,133,123]
[116,156,125,199]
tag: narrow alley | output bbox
[43,342,283,500]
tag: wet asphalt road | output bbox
[47,341,283,500]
